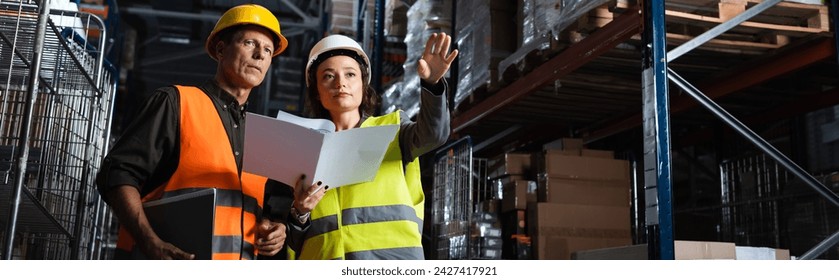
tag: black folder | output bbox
[133,188,217,260]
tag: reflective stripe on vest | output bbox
[114,86,267,260]
[297,111,425,260]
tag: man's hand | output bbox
[106,185,195,260]
[138,236,195,260]
[256,218,287,256]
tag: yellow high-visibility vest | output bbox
[297,111,424,260]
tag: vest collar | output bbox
[357,113,370,128]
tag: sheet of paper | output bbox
[315,125,398,188]
[275,109,334,133]
[244,113,324,190]
[243,112,398,193]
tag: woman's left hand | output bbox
[418,32,459,85]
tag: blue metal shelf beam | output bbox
[642,0,674,260]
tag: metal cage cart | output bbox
[431,136,496,259]
[0,0,116,259]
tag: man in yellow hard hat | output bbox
[96,4,291,260]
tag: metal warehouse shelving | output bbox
[437,0,839,260]
[0,0,116,260]
[643,0,839,260]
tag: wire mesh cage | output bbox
[431,137,473,259]
[720,153,839,259]
[0,0,116,259]
[430,137,495,259]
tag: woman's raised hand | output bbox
[418,32,459,84]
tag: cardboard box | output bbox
[528,203,632,260]
[528,203,632,238]
[776,249,791,260]
[580,149,614,159]
[736,246,792,260]
[329,0,355,34]
[571,244,647,260]
[538,176,630,206]
[533,150,578,175]
[489,153,532,178]
[543,154,630,181]
[502,180,537,212]
[538,236,632,260]
[674,240,736,260]
[543,137,584,151]
[572,242,734,260]
[546,149,581,156]
[573,242,784,260]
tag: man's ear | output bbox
[215,40,225,59]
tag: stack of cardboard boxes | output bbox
[488,152,536,260]
[491,137,795,260]
[500,179,536,259]
[530,138,633,259]
[493,137,633,259]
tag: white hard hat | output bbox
[305,34,371,87]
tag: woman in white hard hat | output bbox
[287,33,458,259]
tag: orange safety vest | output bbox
[115,85,267,260]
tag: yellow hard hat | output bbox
[205,4,288,60]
